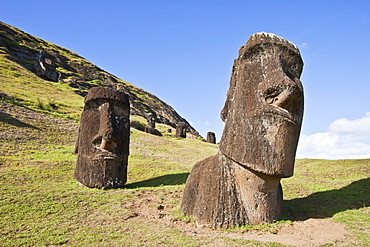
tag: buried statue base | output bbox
[181,151,283,228]
[181,32,304,228]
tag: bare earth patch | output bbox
[226,218,349,246]
[124,190,352,247]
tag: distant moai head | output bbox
[206,132,216,144]
[219,32,304,177]
[146,112,156,128]
[175,122,187,138]
[74,87,130,188]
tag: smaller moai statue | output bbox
[144,112,156,134]
[175,122,186,138]
[74,87,130,189]
[206,132,216,144]
[144,112,162,136]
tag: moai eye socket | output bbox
[263,86,283,105]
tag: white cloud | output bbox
[298,42,309,49]
[296,113,370,159]
[329,112,370,141]
[204,121,210,126]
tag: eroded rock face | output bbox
[74,87,130,188]
[181,32,304,228]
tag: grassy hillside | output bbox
[0,50,84,120]
[0,21,199,136]
[1,98,369,246]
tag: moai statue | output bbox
[206,132,216,144]
[74,87,130,188]
[175,122,186,138]
[144,112,162,136]
[144,112,156,134]
[181,32,304,228]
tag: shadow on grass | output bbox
[0,111,39,129]
[124,173,190,189]
[283,177,370,221]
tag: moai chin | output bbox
[181,32,304,228]
[175,122,186,138]
[74,87,130,188]
[206,132,216,144]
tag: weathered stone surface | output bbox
[206,132,216,144]
[181,152,283,228]
[220,32,304,177]
[74,87,130,188]
[181,32,304,228]
[175,122,186,138]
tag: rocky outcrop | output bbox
[0,21,199,136]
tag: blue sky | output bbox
[2,0,370,159]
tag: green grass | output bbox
[281,159,370,245]
[1,100,369,246]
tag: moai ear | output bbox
[221,62,238,122]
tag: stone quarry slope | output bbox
[0,21,199,136]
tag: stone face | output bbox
[219,32,304,178]
[144,112,162,136]
[206,132,216,144]
[181,32,304,228]
[146,112,156,129]
[74,87,130,188]
[175,122,186,138]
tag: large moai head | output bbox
[74,87,130,188]
[219,32,304,178]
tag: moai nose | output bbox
[270,85,302,112]
[98,103,120,151]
